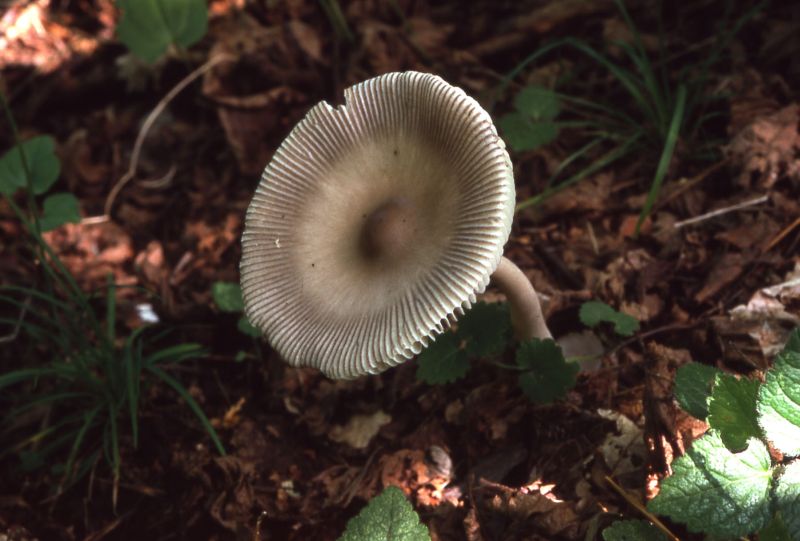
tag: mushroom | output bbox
[241,71,552,379]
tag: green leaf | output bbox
[339,486,430,541]
[212,281,244,312]
[514,85,560,120]
[456,302,511,357]
[707,373,761,451]
[237,315,260,338]
[516,338,578,403]
[647,431,773,538]
[757,342,800,457]
[774,460,800,540]
[0,135,60,195]
[602,520,668,541]
[579,301,639,337]
[786,329,800,353]
[116,0,208,63]
[759,515,792,541]
[674,362,719,419]
[39,192,81,231]
[416,333,469,385]
[499,113,558,152]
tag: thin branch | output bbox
[673,194,769,229]
[95,53,234,221]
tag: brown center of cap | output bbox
[360,196,418,263]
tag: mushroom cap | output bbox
[240,71,515,379]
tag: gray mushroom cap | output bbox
[240,71,515,379]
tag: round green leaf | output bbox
[39,192,81,231]
[0,135,60,195]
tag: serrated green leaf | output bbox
[647,431,773,538]
[774,460,800,540]
[212,282,244,312]
[707,373,761,451]
[514,86,560,120]
[516,338,578,403]
[602,520,668,541]
[416,333,469,385]
[456,302,511,357]
[339,486,430,541]
[499,113,559,152]
[116,0,208,63]
[0,135,60,195]
[579,301,639,337]
[237,315,260,338]
[674,362,719,419]
[39,192,81,231]
[757,344,800,457]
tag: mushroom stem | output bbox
[490,256,552,341]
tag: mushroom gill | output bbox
[241,71,515,378]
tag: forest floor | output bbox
[1,0,799,540]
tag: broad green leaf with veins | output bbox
[707,373,761,451]
[648,431,773,538]
[757,332,800,457]
[774,460,800,540]
[339,486,430,541]
[674,362,719,419]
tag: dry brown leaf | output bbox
[329,410,391,449]
[726,104,800,188]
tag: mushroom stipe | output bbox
[240,71,552,379]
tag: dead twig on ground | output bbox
[673,194,769,229]
[604,475,680,541]
[81,53,234,225]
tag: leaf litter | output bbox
[0,0,799,540]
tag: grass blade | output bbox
[635,84,687,235]
[146,365,225,455]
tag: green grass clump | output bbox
[0,93,223,503]
[500,0,763,234]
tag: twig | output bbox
[253,511,268,541]
[765,216,800,252]
[93,53,234,222]
[0,294,31,344]
[673,194,769,229]
[604,475,680,541]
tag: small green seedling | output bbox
[0,136,79,231]
[338,486,430,541]
[606,329,800,540]
[579,300,639,337]
[499,85,560,152]
[211,281,261,342]
[116,0,208,63]
[416,302,577,404]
